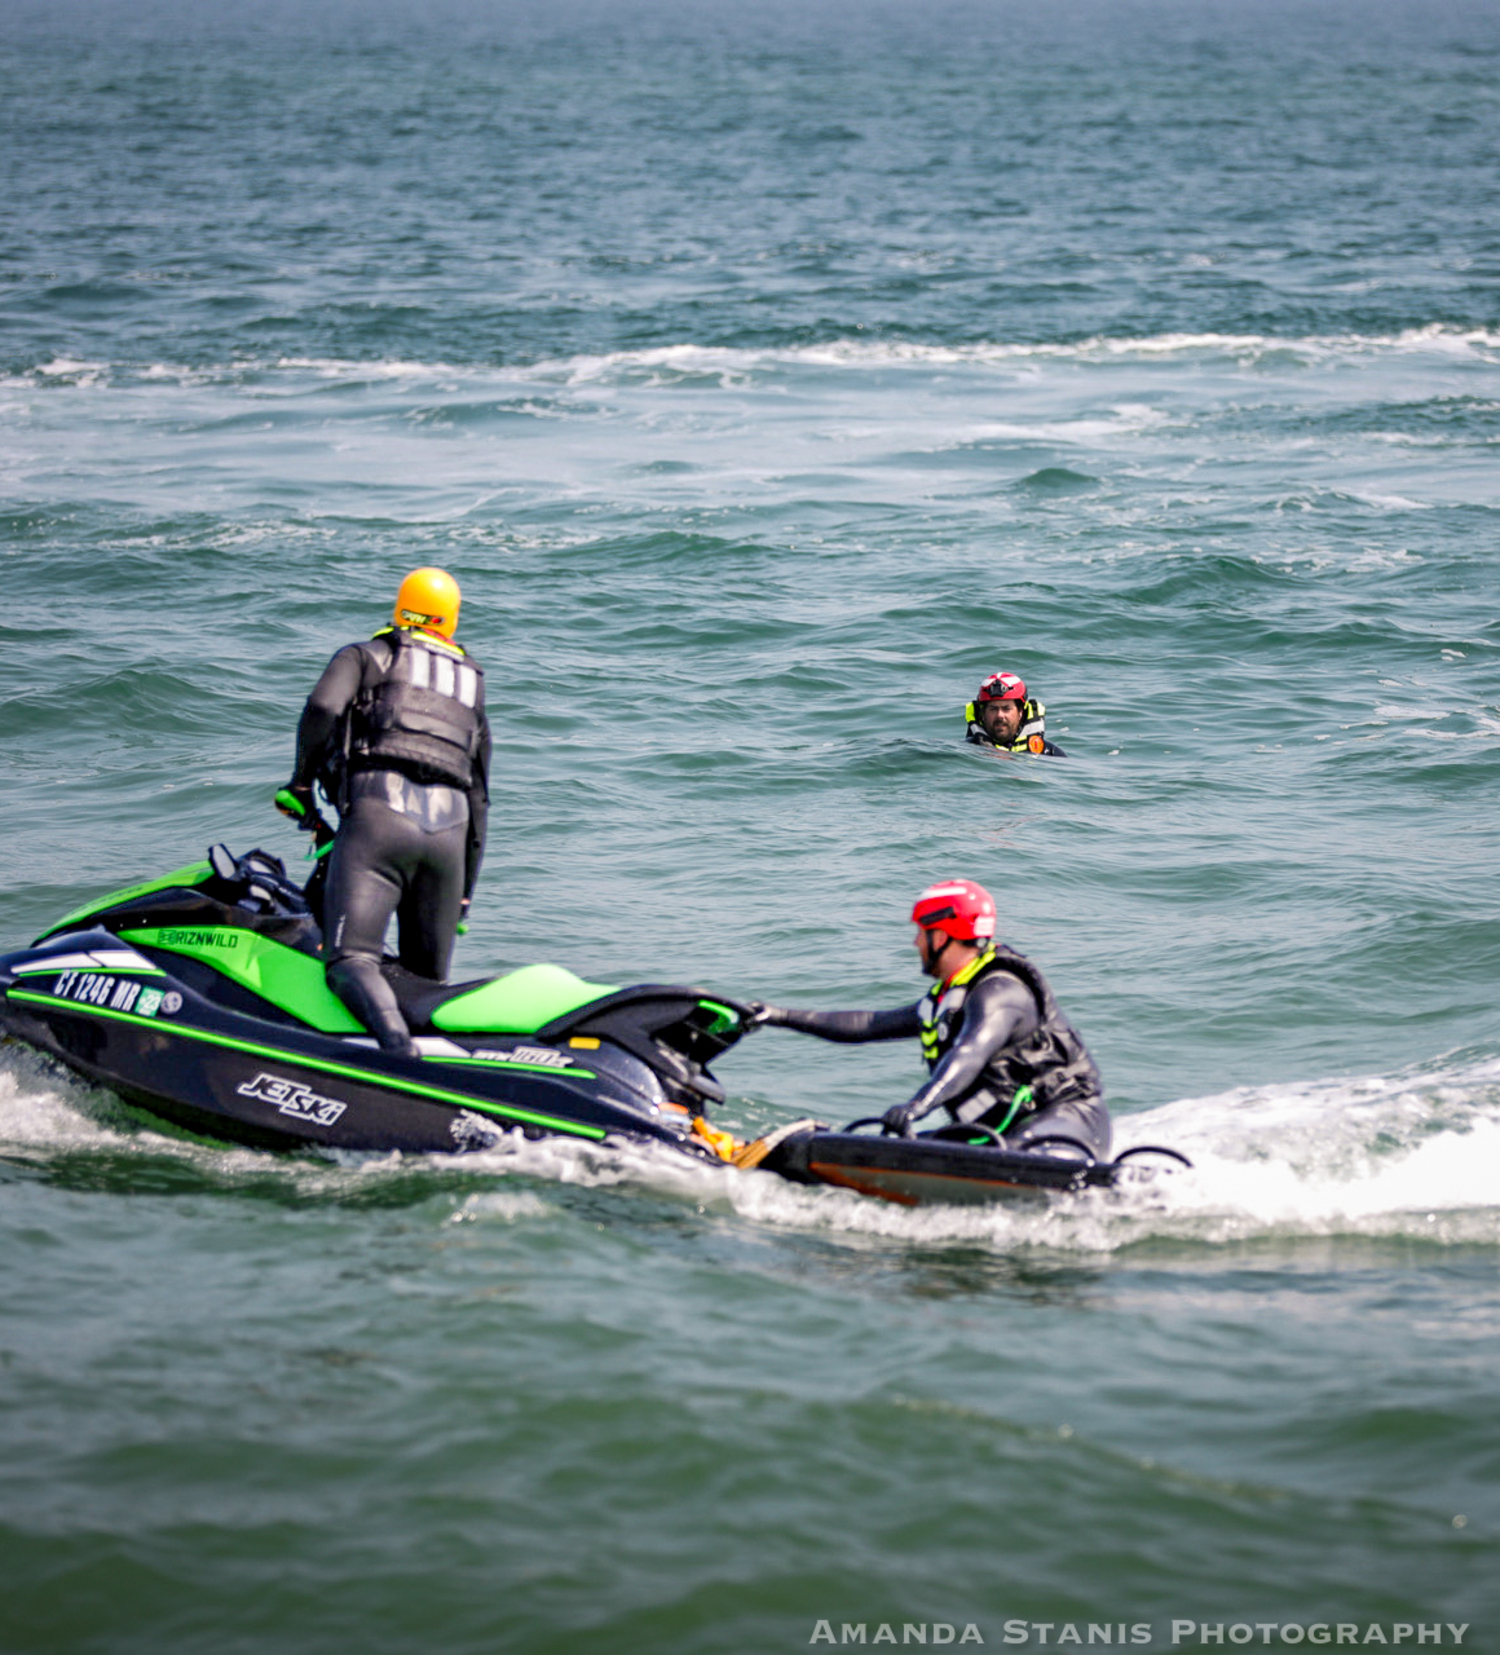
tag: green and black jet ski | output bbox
[0,844,753,1161]
[0,844,1189,1200]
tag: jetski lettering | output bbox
[156,928,241,950]
[471,1045,573,1070]
[237,1072,348,1126]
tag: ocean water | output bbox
[2,0,1499,1650]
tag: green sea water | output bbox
[2,0,1499,1649]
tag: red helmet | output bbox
[910,879,997,943]
[976,672,1026,704]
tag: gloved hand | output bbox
[274,783,315,825]
[881,1101,918,1137]
[744,1001,789,1029]
[457,896,471,936]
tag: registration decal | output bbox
[51,970,160,1016]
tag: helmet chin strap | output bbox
[919,928,949,976]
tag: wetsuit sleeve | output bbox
[901,972,1038,1122]
[289,644,366,790]
[772,1004,922,1042]
[464,711,491,902]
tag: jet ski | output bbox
[0,844,753,1161]
[0,844,1190,1202]
[744,1118,1191,1206]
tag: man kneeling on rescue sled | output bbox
[750,880,1109,1156]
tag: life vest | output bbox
[342,626,485,793]
[964,697,1049,754]
[917,943,1101,1125]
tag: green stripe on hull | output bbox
[441,1057,596,1079]
[7,989,610,1141]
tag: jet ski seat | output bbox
[385,962,621,1038]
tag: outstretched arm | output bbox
[753,1002,922,1043]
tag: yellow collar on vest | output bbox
[941,947,996,992]
[373,624,466,660]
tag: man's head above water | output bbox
[973,671,1027,746]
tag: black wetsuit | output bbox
[763,945,1108,1156]
[289,627,490,1051]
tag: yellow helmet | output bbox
[393,567,461,637]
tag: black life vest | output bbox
[344,626,486,792]
[917,943,1101,1119]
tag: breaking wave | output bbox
[7,325,1500,394]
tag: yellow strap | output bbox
[691,1116,738,1161]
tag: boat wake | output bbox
[5,1040,1498,1251]
[740,1053,1500,1250]
[652,1052,1500,1251]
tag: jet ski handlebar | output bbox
[274,788,337,857]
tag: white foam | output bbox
[450,1189,554,1223]
[4,1044,1496,1250]
[1345,489,1434,511]
[274,355,467,381]
[9,358,111,390]
[1088,1061,1500,1244]
[13,325,1500,398]
[404,1057,1500,1253]
[522,327,1500,381]
[0,1050,126,1151]
[35,357,108,379]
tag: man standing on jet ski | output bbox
[965,671,1065,755]
[750,880,1108,1154]
[276,568,490,1057]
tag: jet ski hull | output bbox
[0,931,709,1156]
[0,842,747,1161]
